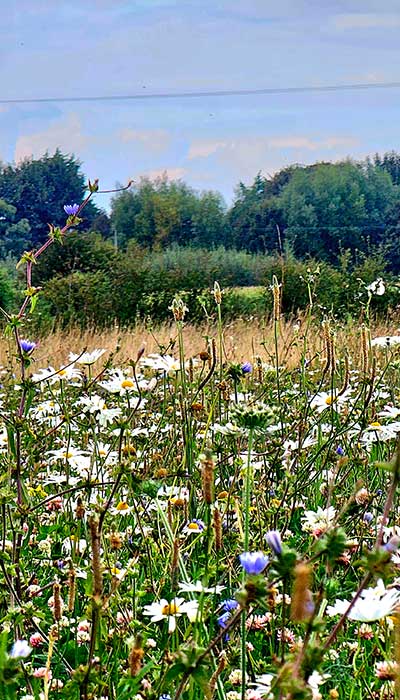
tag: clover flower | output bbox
[64,203,80,216]
[301,506,336,536]
[239,551,269,575]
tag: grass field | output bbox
[1,306,400,699]
[5,314,400,371]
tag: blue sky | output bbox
[2,0,400,208]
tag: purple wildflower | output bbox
[239,551,269,575]
[222,599,239,612]
[384,536,400,554]
[336,446,344,456]
[217,611,231,629]
[363,512,373,525]
[63,203,80,216]
[9,640,31,659]
[20,339,37,355]
[265,530,282,556]
[241,361,252,374]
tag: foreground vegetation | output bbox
[2,292,400,698]
[2,183,400,700]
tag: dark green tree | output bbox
[373,151,400,186]
[0,198,31,258]
[0,150,100,250]
[278,160,397,263]
[111,176,227,248]
[228,168,299,252]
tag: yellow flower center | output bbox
[187,522,200,530]
[325,396,334,405]
[370,421,381,427]
[116,501,129,511]
[121,379,134,388]
[57,369,67,376]
[63,452,73,459]
[171,497,185,507]
[161,602,179,615]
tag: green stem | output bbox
[241,428,254,700]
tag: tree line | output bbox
[0,149,400,269]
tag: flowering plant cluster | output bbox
[0,192,399,699]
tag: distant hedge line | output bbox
[1,237,397,332]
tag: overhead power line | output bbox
[2,80,400,106]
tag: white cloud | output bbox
[14,113,90,163]
[188,135,359,161]
[333,13,400,30]
[117,128,171,153]
[188,140,230,159]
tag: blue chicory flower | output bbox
[363,512,374,525]
[9,640,31,659]
[222,598,239,612]
[336,446,344,456]
[63,203,80,216]
[265,530,282,556]
[239,551,269,575]
[217,611,231,629]
[383,536,400,554]
[20,339,37,355]
[241,361,252,374]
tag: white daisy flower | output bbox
[326,579,400,622]
[366,278,385,296]
[310,389,352,413]
[31,364,82,384]
[69,349,106,365]
[371,335,400,348]
[177,581,225,595]
[142,597,199,633]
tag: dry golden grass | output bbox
[2,315,398,371]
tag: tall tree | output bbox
[111,176,227,249]
[373,151,400,186]
[0,150,99,251]
[278,160,397,263]
[228,168,298,252]
[0,198,31,258]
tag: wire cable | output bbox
[2,80,400,106]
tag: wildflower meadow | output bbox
[2,186,400,700]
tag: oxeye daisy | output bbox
[142,597,199,633]
[183,519,205,534]
[69,348,106,365]
[111,500,133,515]
[326,579,400,622]
[177,581,225,594]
